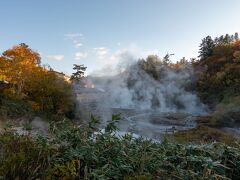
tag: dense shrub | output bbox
[0,94,32,119]
[0,131,51,179]
[1,117,240,179]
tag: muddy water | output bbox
[76,88,197,141]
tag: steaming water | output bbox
[116,110,197,141]
[76,87,198,141]
[76,57,208,140]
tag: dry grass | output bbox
[173,125,239,145]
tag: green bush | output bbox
[1,116,240,179]
[0,94,32,119]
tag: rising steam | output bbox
[86,54,207,115]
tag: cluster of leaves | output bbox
[1,116,240,179]
[0,43,74,119]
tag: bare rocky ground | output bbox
[0,116,49,136]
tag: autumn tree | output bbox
[0,43,41,96]
[25,67,73,114]
[0,56,9,80]
[0,44,74,117]
[196,35,240,104]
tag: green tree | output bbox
[70,64,87,82]
[162,53,173,65]
[198,36,215,60]
[234,32,239,41]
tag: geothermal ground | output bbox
[76,87,197,141]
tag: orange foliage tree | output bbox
[0,43,41,97]
[0,43,73,116]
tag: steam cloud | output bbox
[85,53,207,116]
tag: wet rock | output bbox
[149,112,195,126]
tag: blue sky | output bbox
[1,0,240,75]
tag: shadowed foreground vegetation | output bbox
[0,116,240,179]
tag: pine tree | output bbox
[198,36,215,60]
[70,64,87,82]
[234,32,239,41]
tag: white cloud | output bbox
[64,33,83,40]
[65,33,84,47]
[75,52,88,60]
[75,43,83,48]
[93,47,109,59]
[47,54,64,61]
